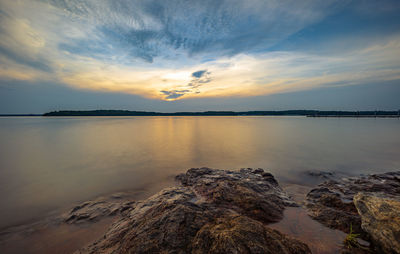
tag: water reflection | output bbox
[0,116,399,229]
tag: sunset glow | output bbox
[0,0,399,110]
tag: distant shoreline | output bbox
[0,114,42,117]
[307,115,399,118]
[0,110,399,117]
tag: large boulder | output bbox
[305,171,400,235]
[354,193,400,254]
[176,167,297,223]
[75,168,310,254]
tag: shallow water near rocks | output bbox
[271,183,347,254]
[270,207,346,254]
[0,116,399,253]
[0,217,114,254]
[0,176,349,254]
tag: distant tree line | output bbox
[42,110,400,117]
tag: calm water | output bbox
[0,116,399,229]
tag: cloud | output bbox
[39,0,344,62]
[161,89,190,100]
[54,37,400,102]
[188,70,211,90]
[0,0,399,104]
[192,70,207,78]
[0,10,53,72]
[158,70,212,100]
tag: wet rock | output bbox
[303,170,351,186]
[177,167,298,223]
[63,193,135,224]
[305,171,400,235]
[354,193,400,254]
[76,168,310,254]
[305,186,362,234]
[192,214,310,254]
[305,170,335,179]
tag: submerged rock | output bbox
[63,193,136,224]
[304,170,336,181]
[305,171,400,235]
[354,193,400,254]
[76,168,310,254]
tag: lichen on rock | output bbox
[354,193,400,254]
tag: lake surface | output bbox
[0,116,399,229]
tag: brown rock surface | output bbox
[354,193,400,254]
[75,168,310,254]
[63,193,136,224]
[192,214,310,254]
[305,171,400,235]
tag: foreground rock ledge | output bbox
[354,193,400,254]
[305,171,400,253]
[75,168,310,254]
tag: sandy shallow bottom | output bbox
[271,184,346,254]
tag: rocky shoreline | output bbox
[1,168,399,254]
[305,171,400,253]
[76,168,310,254]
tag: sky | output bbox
[0,0,400,113]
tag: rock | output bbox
[76,168,310,254]
[63,193,135,224]
[192,214,310,254]
[300,170,353,187]
[354,193,400,254]
[305,170,335,179]
[177,167,298,223]
[305,186,362,234]
[305,171,400,235]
